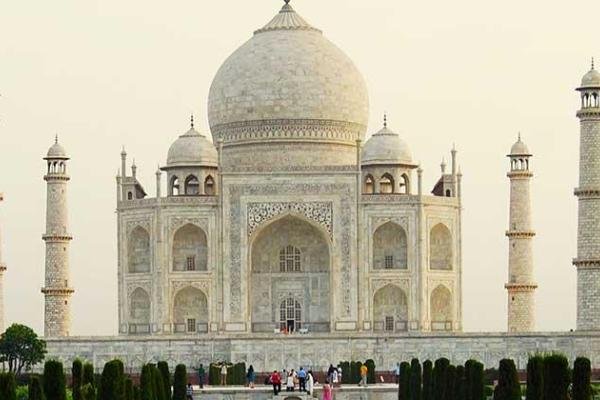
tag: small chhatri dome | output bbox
[580,58,600,88]
[362,117,414,166]
[509,134,531,156]
[45,136,68,159]
[166,120,218,168]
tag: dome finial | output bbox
[284,0,290,4]
[190,114,195,129]
[518,131,521,141]
[383,112,387,128]
[55,134,58,144]
[592,57,595,70]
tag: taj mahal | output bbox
[3,0,600,374]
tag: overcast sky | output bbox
[0,0,596,336]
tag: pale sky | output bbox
[0,0,596,336]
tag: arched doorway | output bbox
[172,224,208,271]
[172,287,208,333]
[250,215,330,333]
[373,284,408,332]
[430,285,453,331]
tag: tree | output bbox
[543,354,570,400]
[572,357,591,400]
[422,360,434,400]
[157,362,170,399]
[140,364,155,400]
[493,359,521,400]
[398,361,411,400]
[433,358,450,400]
[365,359,376,384]
[409,358,422,400]
[446,365,456,400]
[124,378,134,400]
[98,360,125,400]
[526,356,543,400]
[0,324,47,376]
[0,372,17,400]
[152,366,166,400]
[465,360,484,400]
[173,364,187,400]
[81,384,96,400]
[28,375,45,400]
[83,363,95,387]
[72,359,83,400]
[454,365,466,400]
[43,360,67,400]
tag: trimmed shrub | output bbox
[338,362,350,384]
[152,366,166,400]
[208,364,220,386]
[0,372,17,400]
[409,358,422,400]
[446,365,456,400]
[433,358,450,400]
[72,359,83,400]
[493,359,521,400]
[365,359,376,384]
[422,360,433,400]
[398,361,411,400]
[526,356,543,400]
[157,362,170,399]
[465,360,484,400]
[140,364,154,400]
[81,383,96,400]
[133,386,141,400]
[82,364,95,387]
[124,378,134,400]
[543,354,570,400]
[28,375,45,400]
[572,357,591,400]
[173,364,187,400]
[43,360,67,400]
[98,360,125,400]
[454,365,466,400]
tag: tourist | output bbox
[270,370,282,395]
[186,383,194,400]
[327,364,336,383]
[286,370,295,391]
[220,363,228,386]
[246,365,256,389]
[298,367,307,392]
[332,367,339,387]
[394,363,400,384]
[360,363,368,387]
[198,364,205,389]
[338,367,343,387]
[307,370,314,396]
[322,380,333,400]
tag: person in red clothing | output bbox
[270,370,282,395]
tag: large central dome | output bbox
[207,2,369,170]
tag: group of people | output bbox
[268,367,317,396]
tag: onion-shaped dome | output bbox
[207,1,369,147]
[166,126,217,168]
[580,67,600,88]
[510,135,531,156]
[45,137,68,159]
[362,123,414,166]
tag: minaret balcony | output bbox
[574,187,600,198]
[42,234,73,242]
[504,283,538,291]
[505,230,535,238]
[576,108,600,118]
[573,258,600,269]
[41,287,74,295]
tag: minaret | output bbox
[505,134,536,332]
[42,137,74,337]
[575,60,600,330]
[0,193,7,333]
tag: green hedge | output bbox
[156,362,170,400]
[28,375,45,400]
[0,372,17,400]
[398,361,411,400]
[98,359,124,400]
[172,365,186,400]
[409,358,422,400]
[543,354,569,400]
[43,360,67,400]
[526,356,544,400]
[493,359,520,400]
[72,360,83,400]
[573,357,591,400]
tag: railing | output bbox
[128,324,151,335]
[251,322,330,334]
[171,322,209,334]
[372,320,408,333]
[431,321,453,331]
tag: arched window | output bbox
[279,245,301,272]
[170,176,180,196]
[129,288,150,325]
[430,285,453,331]
[204,176,215,196]
[373,222,407,270]
[279,297,302,332]
[128,226,150,273]
[127,192,133,200]
[400,174,410,195]
[364,175,375,194]
[184,175,200,195]
[445,189,451,197]
[430,223,453,270]
[373,284,408,332]
[172,224,208,271]
[379,173,395,194]
[173,287,208,333]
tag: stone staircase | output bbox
[272,392,315,400]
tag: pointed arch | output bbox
[204,175,215,196]
[170,176,180,196]
[400,173,410,194]
[430,285,453,330]
[364,174,375,194]
[373,222,407,270]
[128,226,150,273]
[373,284,408,332]
[184,175,200,195]
[129,287,150,324]
[430,223,453,270]
[172,224,208,271]
[379,173,395,194]
[173,286,208,333]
